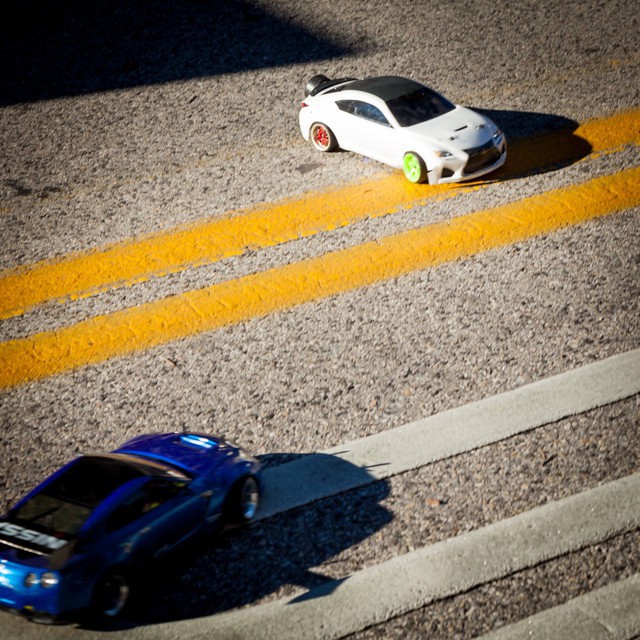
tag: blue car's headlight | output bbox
[493,128,504,143]
[23,571,59,588]
[41,572,59,588]
[24,573,38,588]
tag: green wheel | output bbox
[403,152,428,183]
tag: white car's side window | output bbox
[336,100,392,127]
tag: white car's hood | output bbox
[404,106,495,150]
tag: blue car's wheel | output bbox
[91,570,130,619]
[225,475,260,524]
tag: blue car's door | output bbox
[106,478,207,560]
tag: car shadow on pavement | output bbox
[474,109,594,181]
[97,453,393,629]
[1,0,352,105]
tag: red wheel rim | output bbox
[313,125,329,148]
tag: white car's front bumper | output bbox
[429,138,507,185]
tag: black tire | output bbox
[90,570,130,620]
[305,74,330,96]
[310,122,338,152]
[224,475,260,525]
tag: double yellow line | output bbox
[1,111,639,389]
[2,110,638,321]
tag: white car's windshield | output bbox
[386,88,455,127]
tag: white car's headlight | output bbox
[435,150,453,158]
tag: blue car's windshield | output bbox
[386,88,455,127]
[11,456,145,536]
[10,494,92,537]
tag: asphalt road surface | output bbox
[1,0,639,638]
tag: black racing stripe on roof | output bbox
[346,76,425,101]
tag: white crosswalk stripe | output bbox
[1,351,638,640]
[476,573,640,640]
[109,474,640,640]
[259,349,640,518]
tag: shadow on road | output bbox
[1,0,352,105]
[475,109,594,180]
[100,453,392,628]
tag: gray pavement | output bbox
[159,474,640,640]
[1,0,639,637]
[477,574,640,640]
[260,349,640,517]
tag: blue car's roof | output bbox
[43,456,149,506]
[1,434,232,559]
[2,455,167,555]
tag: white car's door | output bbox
[332,99,401,167]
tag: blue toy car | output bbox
[0,432,262,623]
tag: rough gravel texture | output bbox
[113,398,638,624]
[0,0,638,637]
[350,531,640,640]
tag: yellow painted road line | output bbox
[1,109,639,320]
[1,167,638,390]
[0,176,437,319]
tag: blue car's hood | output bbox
[0,517,77,571]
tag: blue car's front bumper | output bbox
[0,561,62,623]
[2,556,105,624]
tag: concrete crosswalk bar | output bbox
[141,473,640,640]
[476,573,640,640]
[259,349,640,518]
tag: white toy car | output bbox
[299,75,507,184]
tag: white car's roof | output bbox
[314,76,458,130]
[334,76,425,101]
